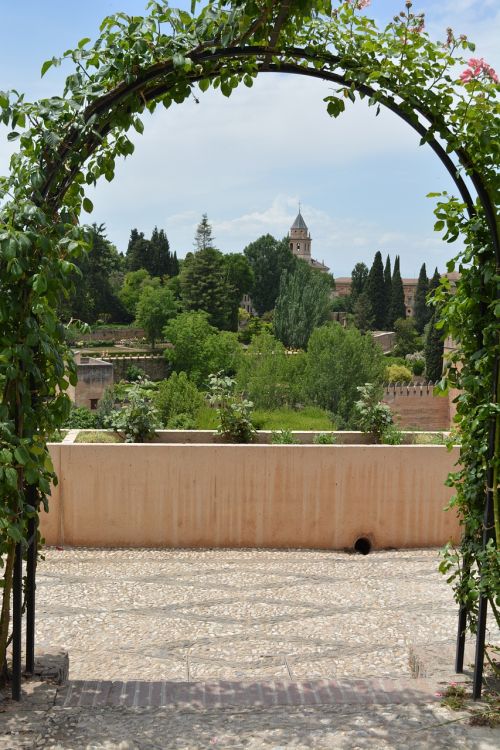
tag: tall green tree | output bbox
[194,213,215,251]
[273,261,331,349]
[425,311,444,382]
[223,253,254,331]
[427,267,441,298]
[365,251,385,329]
[304,323,385,427]
[118,269,160,317]
[149,226,176,278]
[244,234,297,315]
[413,262,429,333]
[383,255,392,326]
[389,256,406,327]
[64,224,130,323]
[353,292,374,333]
[180,247,233,329]
[125,228,150,271]
[135,285,177,349]
[351,262,369,300]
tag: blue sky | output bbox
[0,1,498,277]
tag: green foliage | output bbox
[237,315,272,344]
[389,258,406,327]
[414,262,430,334]
[135,284,177,349]
[194,213,215,251]
[411,358,425,376]
[393,318,420,357]
[252,406,334,431]
[353,292,374,333]
[383,255,392,326]
[351,262,369,300]
[154,372,204,428]
[236,332,303,409]
[244,234,297,315]
[425,311,445,382]
[125,227,178,278]
[105,385,159,442]
[304,324,386,426]
[64,405,99,429]
[126,364,146,382]
[273,260,332,349]
[354,383,394,443]
[118,269,160,317]
[223,253,254,331]
[270,429,298,444]
[164,312,240,387]
[207,373,256,443]
[386,364,413,383]
[365,251,386,330]
[180,246,234,330]
[313,432,337,444]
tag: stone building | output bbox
[67,353,114,410]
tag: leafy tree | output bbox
[164,312,240,386]
[154,372,204,428]
[236,331,302,409]
[125,229,150,271]
[304,323,385,426]
[244,234,297,315]
[392,317,420,357]
[351,262,369,300]
[194,213,215,251]
[180,246,233,329]
[273,261,331,349]
[135,285,177,349]
[414,262,429,333]
[365,251,386,329]
[223,253,254,331]
[425,311,444,382]
[389,256,406,326]
[64,224,130,324]
[149,226,175,278]
[353,292,374,333]
[204,331,242,376]
[118,269,160,317]
[383,255,392,326]
[164,312,216,385]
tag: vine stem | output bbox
[0,543,16,685]
[492,362,500,547]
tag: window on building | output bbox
[297,243,300,251]
[90,399,98,410]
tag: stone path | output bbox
[0,547,498,748]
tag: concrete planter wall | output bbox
[42,439,460,550]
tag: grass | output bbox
[75,430,123,443]
[252,406,333,430]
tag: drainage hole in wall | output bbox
[353,537,372,555]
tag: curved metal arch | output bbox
[39,44,498,262]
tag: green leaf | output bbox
[41,59,53,77]
[82,197,94,213]
[7,131,20,141]
[434,220,445,231]
[198,79,210,92]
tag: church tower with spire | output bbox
[289,207,312,262]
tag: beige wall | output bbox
[41,444,460,550]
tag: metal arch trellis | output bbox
[2,0,498,703]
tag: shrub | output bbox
[64,406,99,429]
[126,364,146,382]
[270,429,298,444]
[208,373,256,443]
[313,432,337,444]
[385,364,412,383]
[354,383,394,443]
[411,359,425,376]
[105,385,159,442]
[154,372,204,428]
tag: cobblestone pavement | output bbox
[0,547,498,748]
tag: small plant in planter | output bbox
[105,385,159,442]
[354,383,394,444]
[313,432,337,445]
[207,373,256,443]
[270,429,298,444]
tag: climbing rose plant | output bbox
[0,0,498,679]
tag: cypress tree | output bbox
[365,251,385,329]
[414,263,429,333]
[425,310,444,382]
[351,262,369,300]
[383,255,392,327]
[126,228,150,271]
[149,227,172,278]
[389,255,406,327]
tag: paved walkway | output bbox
[0,547,498,748]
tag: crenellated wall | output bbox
[383,383,450,430]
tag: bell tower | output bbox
[289,207,312,262]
